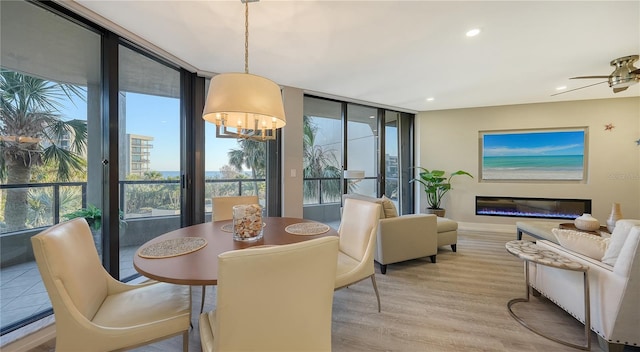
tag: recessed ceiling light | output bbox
[426,97,435,102]
[556,86,567,91]
[466,28,481,37]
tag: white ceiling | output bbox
[70,0,640,112]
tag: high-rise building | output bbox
[124,134,153,177]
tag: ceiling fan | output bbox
[552,54,640,96]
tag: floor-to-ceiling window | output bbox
[301,97,342,221]
[394,110,414,214]
[0,0,210,336]
[203,79,276,219]
[302,95,414,223]
[117,45,182,279]
[346,103,379,198]
[384,110,400,210]
[0,0,101,333]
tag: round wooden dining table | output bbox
[133,217,338,286]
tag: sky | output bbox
[61,92,243,171]
[482,130,585,157]
[60,92,395,173]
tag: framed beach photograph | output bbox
[479,127,588,182]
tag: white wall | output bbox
[416,97,640,229]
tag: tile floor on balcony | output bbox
[0,245,140,330]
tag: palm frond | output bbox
[42,145,86,181]
[0,70,88,181]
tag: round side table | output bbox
[505,240,591,350]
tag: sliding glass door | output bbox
[383,110,414,213]
[302,95,414,224]
[0,0,102,333]
[117,45,182,279]
[346,103,379,198]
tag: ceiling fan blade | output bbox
[613,86,629,93]
[570,75,610,79]
[551,81,608,96]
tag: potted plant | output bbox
[410,168,473,217]
[64,204,104,231]
[64,205,126,252]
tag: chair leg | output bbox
[183,330,189,352]
[379,263,387,274]
[200,285,206,314]
[430,255,436,263]
[451,244,457,252]
[370,275,381,313]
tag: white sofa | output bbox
[529,220,640,352]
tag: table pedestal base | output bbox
[507,260,591,351]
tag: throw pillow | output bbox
[601,220,640,266]
[380,195,398,218]
[552,228,610,261]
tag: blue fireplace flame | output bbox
[475,196,591,220]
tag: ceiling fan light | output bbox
[608,54,639,88]
[610,77,636,88]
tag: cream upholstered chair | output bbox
[30,218,191,352]
[340,193,443,274]
[212,195,259,221]
[199,236,339,352]
[203,195,260,312]
[335,198,383,312]
[376,214,438,274]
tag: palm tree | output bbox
[0,69,87,231]
[303,116,342,202]
[228,139,265,196]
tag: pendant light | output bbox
[202,0,286,141]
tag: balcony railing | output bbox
[0,176,356,237]
[0,176,344,335]
[303,177,346,205]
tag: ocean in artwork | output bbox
[482,155,584,180]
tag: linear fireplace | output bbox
[476,196,591,220]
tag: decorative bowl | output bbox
[574,213,600,232]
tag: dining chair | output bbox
[30,218,192,352]
[202,195,260,313]
[212,195,259,221]
[335,198,383,312]
[199,236,339,352]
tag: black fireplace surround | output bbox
[476,196,591,220]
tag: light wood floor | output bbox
[28,230,640,351]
